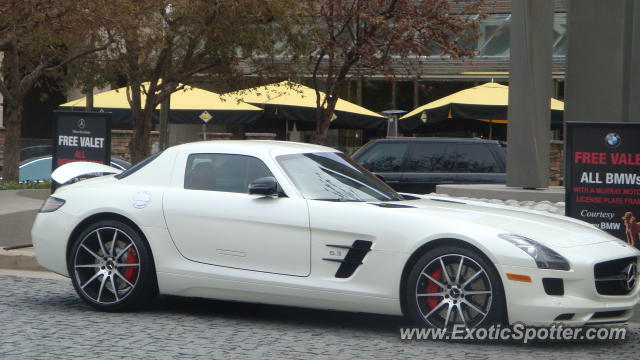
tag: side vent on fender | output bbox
[323,240,373,278]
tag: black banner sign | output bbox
[52,110,111,171]
[565,122,640,249]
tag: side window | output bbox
[184,154,273,193]
[405,143,455,173]
[455,144,500,173]
[356,142,409,172]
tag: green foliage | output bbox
[0,181,51,191]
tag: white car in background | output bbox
[32,141,639,330]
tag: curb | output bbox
[0,247,46,272]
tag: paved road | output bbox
[1,274,639,360]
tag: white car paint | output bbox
[32,140,640,326]
[51,161,122,184]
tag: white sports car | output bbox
[32,141,639,330]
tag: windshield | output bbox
[115,151,162,180]
[276,152,403,202]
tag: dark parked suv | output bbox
[352,138,506,194]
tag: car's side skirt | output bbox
[156,271,402,316]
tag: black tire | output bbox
[404,245,507,330]
[68,220,157,311]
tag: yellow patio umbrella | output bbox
[399,82,564,134]
[60,83,263,125]
[227,81,386,129]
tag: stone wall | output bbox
[244,133,277,140]
[549,140,564,186]
[111,130,159,162]
[112,130,276,162]
[200,132,277,141]
[202,132,232,140]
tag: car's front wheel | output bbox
[405,245,506,330]
[68,220,157,311]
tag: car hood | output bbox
[393,196,620,248]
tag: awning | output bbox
[59,83,263,125]
[227,81,386,130]
[399,82,564,132]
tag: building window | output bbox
[474,13,566,58]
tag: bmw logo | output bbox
[605,133,621,148]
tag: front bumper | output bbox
[498,242,640,326]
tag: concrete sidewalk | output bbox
[0,189,49,270]
[0,189,49,248]
[0,189,48,215]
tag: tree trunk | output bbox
[128,108,154,164]
[2,101,23,182]
[311,96,339,145]
[85,89,94,112]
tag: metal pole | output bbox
[391,82,397,109]
[488,119,493,140]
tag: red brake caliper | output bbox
[425,268,442,309]
[123,248,139,283]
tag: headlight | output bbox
[39,197,66,213]
[498,234,570,271]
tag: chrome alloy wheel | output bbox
[415,254,493,330]
[73,227,141,304]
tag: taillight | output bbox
[39,197,66,213]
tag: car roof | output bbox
[169,140,336,155]
[369,137,501,145]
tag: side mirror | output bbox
[248,176,279,196]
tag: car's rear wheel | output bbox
[68,220,157,311]
[405,245,506,330]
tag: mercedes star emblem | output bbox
[622,262,637,291]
